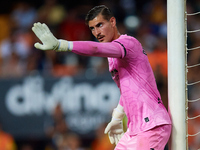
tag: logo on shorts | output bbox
[144,117,149,122]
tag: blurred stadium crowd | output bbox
[0,0,200,149]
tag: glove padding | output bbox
[32,22,59,50]
[104,104,125,145]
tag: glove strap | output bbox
[55,40,73,52]
[112,117,122,121]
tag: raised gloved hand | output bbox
[32,22,73,51]
[104,104,125,145]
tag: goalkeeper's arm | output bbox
[32,22,124,58]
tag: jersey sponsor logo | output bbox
[111,69,118,77]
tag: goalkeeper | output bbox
[32,5,172,150]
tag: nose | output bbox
[94,28,101,37]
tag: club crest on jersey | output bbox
[158,97,161,104]
[143,49,147,55]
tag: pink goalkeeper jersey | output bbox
[72,34,171,135]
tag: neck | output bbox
[112,28,121,41]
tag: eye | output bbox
[97,23,102,28]
[90,27,94,31]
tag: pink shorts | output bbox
[114,124,171,150]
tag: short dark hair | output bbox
[85,5,114,25]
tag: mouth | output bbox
[97,35,105,42]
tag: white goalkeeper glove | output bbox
[104,104,125,145]
[32,22,73,51]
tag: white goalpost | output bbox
[167,0,187,149]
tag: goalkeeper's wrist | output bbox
[112,105,125,121]
[56,40,73,52]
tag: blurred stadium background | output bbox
[0,0,199,150]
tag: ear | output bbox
[110,17,116,27]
